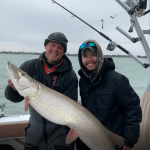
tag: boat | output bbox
[0,104,29,150]
[0,105,79,150]
[0,0,150,150]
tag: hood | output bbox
[78,57,115,84]
[100,57,115,75]
[78,40,104,82]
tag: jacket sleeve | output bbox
[61,70,78,102]
[116,75,142,148]
[5,85,24,102]
[5,61,32,103]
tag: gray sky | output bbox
[0,0,150,55]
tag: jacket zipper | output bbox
[43,117,48,150]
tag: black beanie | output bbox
[44,32,68,53]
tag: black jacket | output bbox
[78,57,142,148]
[5,52,78,150]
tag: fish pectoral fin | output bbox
[24,97,29,112]
[66,129,79,144]
[108,130,125,148]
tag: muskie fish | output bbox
[7,62,124,150]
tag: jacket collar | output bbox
[39,52,72,74]
[43,59,64,74]
[78,58,115,84]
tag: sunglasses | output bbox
[79,42,96,50]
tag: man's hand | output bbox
[8,79,16,91]
[123,145,132,150]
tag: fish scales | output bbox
[7,62,124,150]
[29,84,114,150]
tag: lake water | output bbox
[0,54,150,115]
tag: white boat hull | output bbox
[0,115,29,150]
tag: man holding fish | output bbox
[5,32,78,150]
[76,40,142,150]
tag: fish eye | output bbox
[21,72,26,76]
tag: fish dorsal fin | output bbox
[108,130,125,148]
[66,129,79,144]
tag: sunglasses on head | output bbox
[79,42,96,50]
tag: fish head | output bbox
[7,62,39,97]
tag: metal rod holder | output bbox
[130,16,150,61]
[128,52,148,68]
[116,26,133,40]
[127,0,137,7]
[115,0,131,12]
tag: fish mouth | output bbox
[7,62,31,90]
[7,62,23,79]
[20,85,32,90]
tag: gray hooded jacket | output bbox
[5,52,78,150]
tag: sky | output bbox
[0,0,150,55]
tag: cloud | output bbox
[0,0,150,56]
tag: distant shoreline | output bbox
[0,51,147,58]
